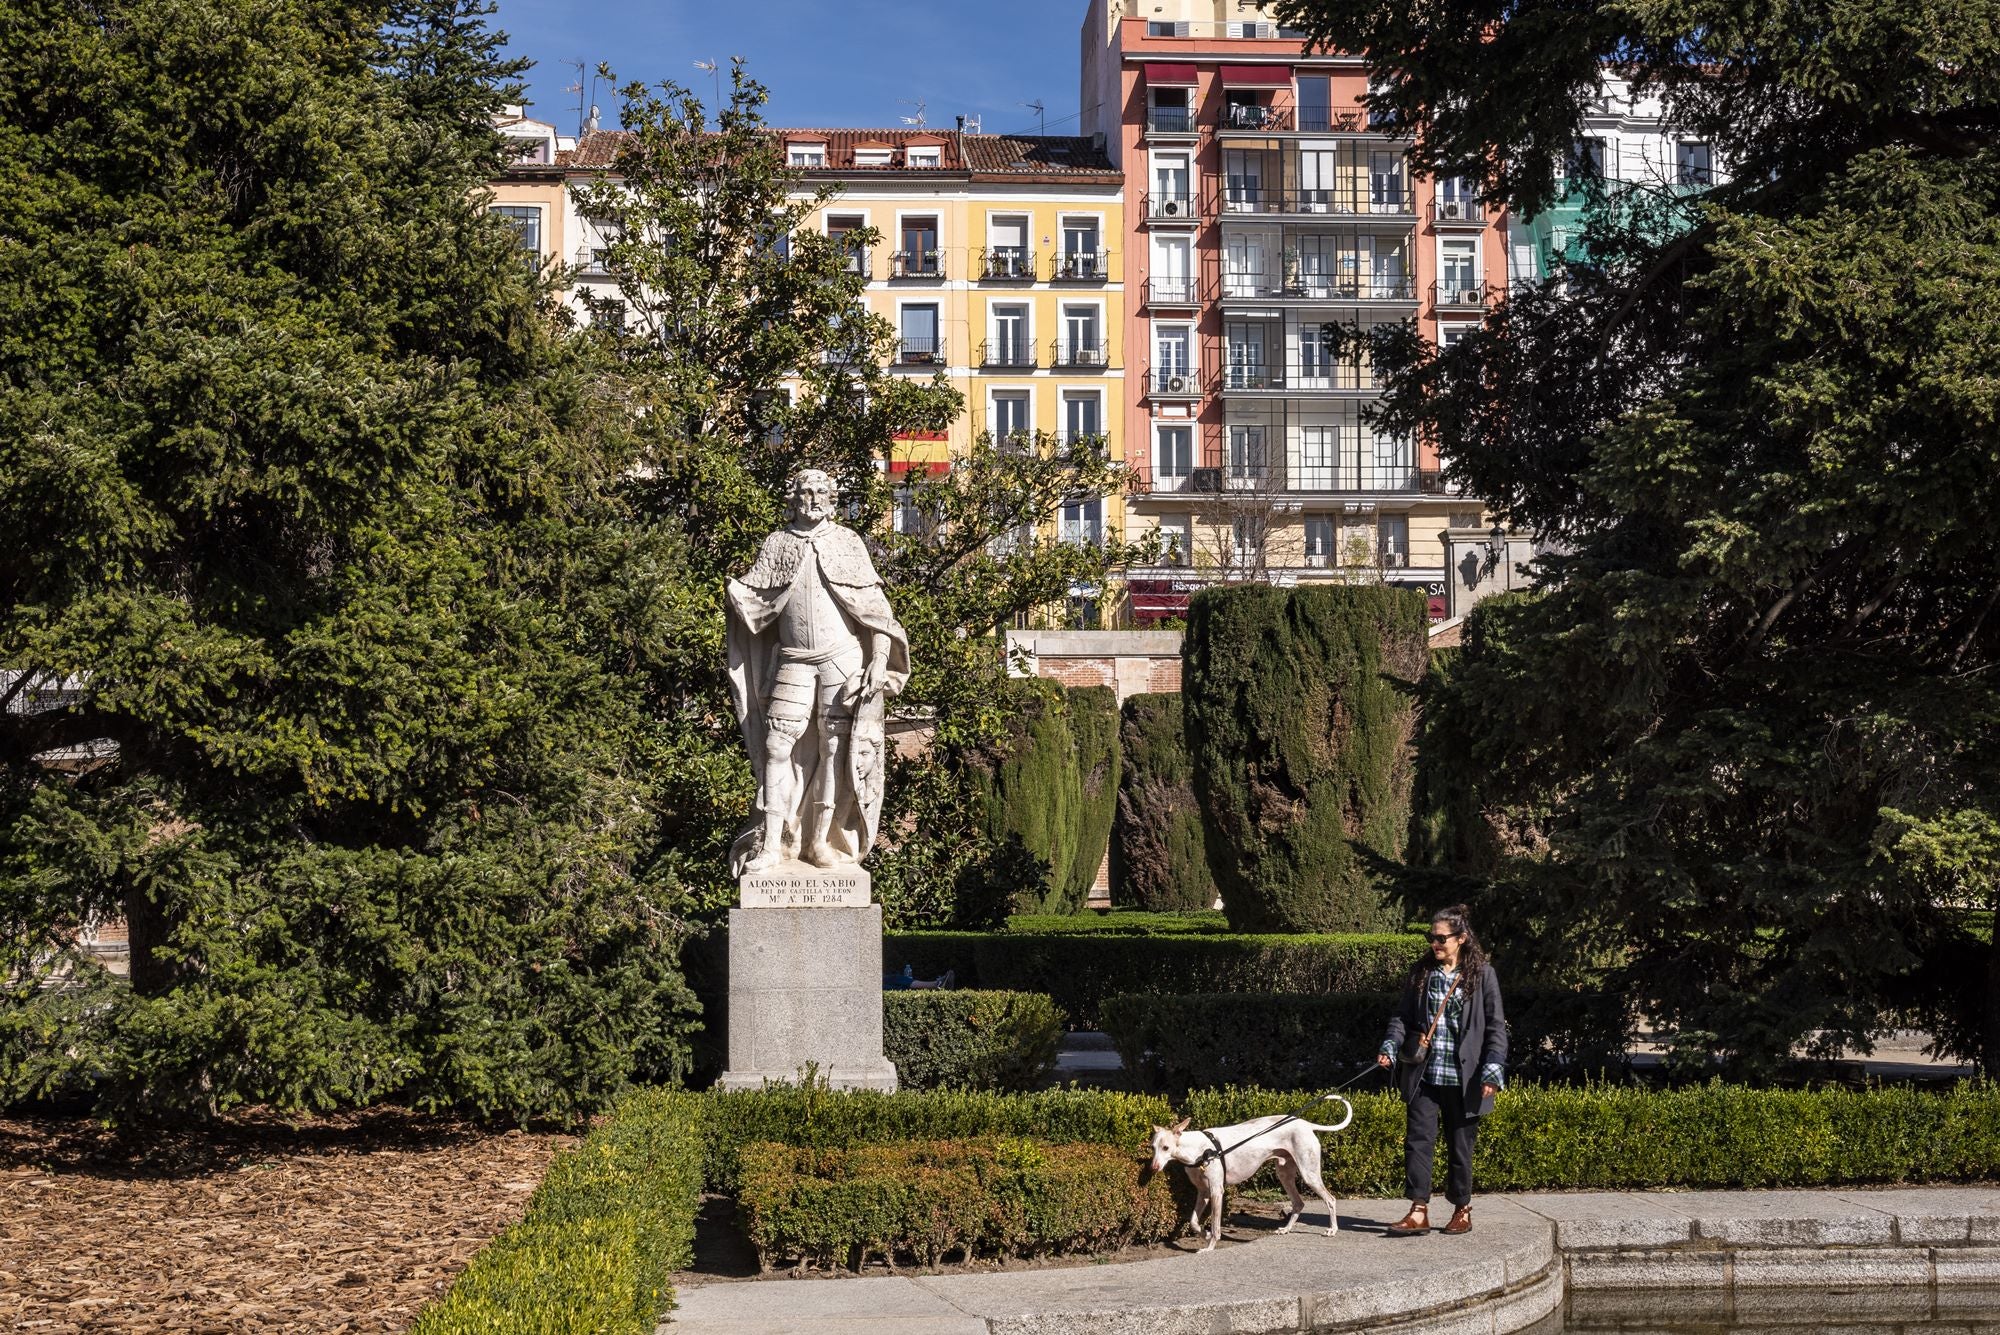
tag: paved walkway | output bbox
[666,1186,2000,1335]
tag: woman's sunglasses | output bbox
[1427,932,1459,944]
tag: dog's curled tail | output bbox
[1304,1095,1355,1134]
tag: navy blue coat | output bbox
[1381,962,1507,1116]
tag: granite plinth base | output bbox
[716,900,898,1093]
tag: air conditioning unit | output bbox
[1188,467,1223,492]
[1442,201,1462,219]
[1165,375,1189,394]
[1161,199,1185,217]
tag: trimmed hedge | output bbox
[1113,694,1216,912]
[884,990,1065,1091]
[1100,989,1633,1094]
[884,930,1425,1027]
[1183,583,1428,932]
[738,1137,1187,1270]
[413,1088,704,1334]
[1066,685,1121,909]
[1004,910,1232,935]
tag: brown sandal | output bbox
[1385,1203,1430,1236]
[1443,1204,1473,1235]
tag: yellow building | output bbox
[484,105,573,272]
[777,130,1129,590]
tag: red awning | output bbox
[1220,64,1292,86]
[1143,62,1198,86]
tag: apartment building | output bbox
[1081,0,1500,623]
[486,105,574,273]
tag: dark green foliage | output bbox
[1005,910,1230,935]
[1183,585,1428,933]
[1114,695,1215,912]
[415,1088,705,1332]
[884,931,1424,1027]
[1100,990,1632,1095]
[959,680,1120,915]
[0,0,697,1120]
[883,990,1066,1092]
[1065,685,1120,908]
[1275,0,2000,1070]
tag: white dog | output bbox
[1146,1099,1354,1253]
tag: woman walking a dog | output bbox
[1374,904,1506,1236]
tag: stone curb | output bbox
[664,1187,2000,1334]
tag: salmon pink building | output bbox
[1080,1,1504,622]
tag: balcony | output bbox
[1146,106,1197,137]
[1218,106,1371,135]
[980,248,1037,281]
[1432,197,1487,224]
[1054,251,1109,281]
[1145,192,1198,223]
[1051,339,1107,369]
[1147,277,1198,307]
[1217,361,1378,394]
[1215,187,1416,220]
[1433,280,1495,311]
[896,336,946,367]
[979,339,1037,369]
[889,250,946,279]
[1218,270,1418,304]
[1146,365,1200,399]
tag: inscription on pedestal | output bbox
[739,866,871,909]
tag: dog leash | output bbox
[1187,1072,1369,1170]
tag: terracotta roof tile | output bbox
[959,134,1118,179]
[554,128,1117,183]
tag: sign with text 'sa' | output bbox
[739,867,871,909]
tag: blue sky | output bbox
[494,0,1095,138]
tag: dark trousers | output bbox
[1403,1081,1479,1207]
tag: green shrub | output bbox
[961,680,1120,914]
[1114,694,1216,912]
[1004,910,1232,935]
[415,1088,705,1331]
[410,1218,645,1335]
[737,1138,1187,1270]
[884,990,1066,1091]
[1100,989,1632,1094]
[884,931,1425,1027]
[701,1085,1172,1193]
[1183,584,1428,932]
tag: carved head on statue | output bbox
[787,469,837,527]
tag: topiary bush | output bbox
[737,1137,1188,1271]
[959,679,1120,915]
[1183,584,1428,932]
[1114,694,1215,912]
[884,990,1066,1091]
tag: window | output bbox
[907,145,941,167]
[1436,177,1477,219]
[1225,320,1269,388]
[894,487,935,538]
[1369,151,1407,212]
[1062,304,1100,363]
[1224,89,1272,130]
[900,216,940,274]
[1378,514,1410,567]
[1223,149,1266,210]
[1150,234,1192,303]
[991,303,1030,365]
[827,213,866,274]
[1298,150,1337,211]
[1063,392,1102,446]
[1296,76,1333,132]
[1298,425,1340,489]
[1440,239,1479,299]
[1147,19,1188,37]
[899,304,940,363]
[1061,496,1103,546]
[1061,217,1101,276]
[1371,428,1415,489]
[1232,516,1264,567]
[1149,87,1193,133]
[1151,152,1191,205]
[1439,322,1477,351]
[854,148,891,167]
[1304,516,1336,567]
[1228,426,1266,482]
[788,143,827,167]
[987,215,1029,277]
[1569,137,1607,180]
[1449,509,1483,529]
[1153,325,1192,390]
[1224,232,1269,296]
[1676,140,1713,186]
[1159,514,1193,566]
[1156,425,1194,479]
[991,390,1031,444]
[488,204,541,259]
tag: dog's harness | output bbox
[1188,1091,1355,1171]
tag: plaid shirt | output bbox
[1381,965,1506,1091]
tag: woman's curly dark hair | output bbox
[1407,903,1490,988]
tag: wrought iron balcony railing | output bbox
[979,248,1036,280]
[1051,340,1107,368]
[1055,251,1109,280]
[889,249,946,279]
[896,336,946,366]
[978,339,1036,369]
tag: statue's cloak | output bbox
[725,522,910,875]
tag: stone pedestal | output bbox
[717,867,897,1092]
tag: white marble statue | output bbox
[725,470,910,875]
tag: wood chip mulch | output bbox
[0,1107,575,1334]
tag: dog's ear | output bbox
[1171,1116,1191,1132]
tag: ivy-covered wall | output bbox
[1113,693,1215,912]
[1183,584,1428,932]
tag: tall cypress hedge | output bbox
[961,680,1119,914]
[1114,694,1215,911]
[1183,584,1428,932]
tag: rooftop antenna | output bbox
[1022,99,1046,135]
[898,97,927,128]
[562,58,586,137]
[961,113,982,135]
[693,59,721,112]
